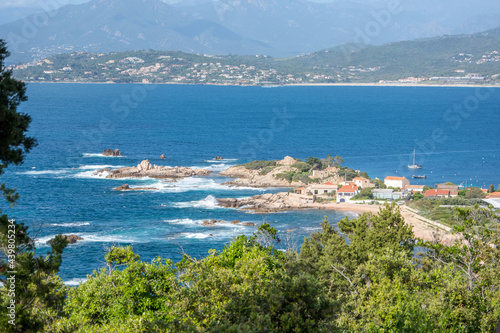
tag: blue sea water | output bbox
[2,83,500,284]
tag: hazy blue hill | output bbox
[0,0,271,64]
[2,0,499,64]
[282,27,500,80]
[0,6,43,25]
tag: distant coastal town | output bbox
[10,48,500,86]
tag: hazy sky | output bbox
[0,0,343,10]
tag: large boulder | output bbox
[137,159,154,171]
[279,156,296,166]
[103,149,122,157]
[160,154,166,159]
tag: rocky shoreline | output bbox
[217,192,314,213]
[94,159,212,180]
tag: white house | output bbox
[404,185,425,193]
[384,176,410,189]
[336,185,359,202]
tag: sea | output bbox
[2,83,499,285]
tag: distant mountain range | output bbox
[12,26,500,85]
[1,0,500,64]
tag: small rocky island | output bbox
[49,234,84,244]
[102,148,122,157]
[94,159,212,179]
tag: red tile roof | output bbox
[489,192,500,198]
[338,185,359,193]
[324,182,334,185]
[425,189,450,196]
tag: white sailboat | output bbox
[408,149,422,169]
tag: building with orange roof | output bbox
[336,184,359,203]
[425,189,450,198]
[488,192,500,199]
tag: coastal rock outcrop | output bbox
[114,184,157,191]
[278,156,297,166]
[103,149,122,157]
[160,154,166,159]
[217,192,312,213]
[50,234,84,244]
[203,219,225,226]
[214,156,224,160]
[94,159,212,180]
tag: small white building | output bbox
[404,185,425,193]
[384,176,410,189]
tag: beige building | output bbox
[353,177,375,188]
[306,183,338,195]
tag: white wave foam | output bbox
[18,169,70,176]
[83,153,124,158]
[36,233,138,245]
[172,195,221,209]
[49,222,91,227]
[77,164,125,170]
[163,218,205,225]
[71,170,111,179]
[64,278,88,286]
[150,177,265,193]
[77,233,139,243]
[183,232,211,239]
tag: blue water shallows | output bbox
[3,84,499,283]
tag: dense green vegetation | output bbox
[3,205,498,332]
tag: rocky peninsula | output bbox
[219,156,342,188]
[94,159,212,180]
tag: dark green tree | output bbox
[0,40,36,204]
[488,184,495,193]
[465,187,486,199]
[0,40,67,332]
